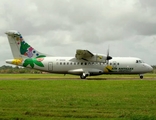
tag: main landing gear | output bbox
[139,74,144,79]
[80,75,86,79]
[80,73,89,79]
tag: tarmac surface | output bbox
[0,77,156,80]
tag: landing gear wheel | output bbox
[140,76,143,79]
[80,75,86,79]
[139,74,144,79]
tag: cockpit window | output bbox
[136,60,144,63]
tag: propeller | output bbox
[106,47,112,64]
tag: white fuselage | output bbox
[27,56,152,75]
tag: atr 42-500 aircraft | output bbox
[5,30,153,79]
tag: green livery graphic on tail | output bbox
[5,30,47,68]
[16,33,43,58]
[23,55,46,68]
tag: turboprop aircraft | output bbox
[5,30,153,79]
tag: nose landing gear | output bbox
[139,74,144,79]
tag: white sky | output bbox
[0,0,156,66]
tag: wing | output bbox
[75,49,94,60]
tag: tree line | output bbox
[0,65,41,74]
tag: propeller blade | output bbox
[106,56,112,60]
[106,46,112,65]
[106,46,112,60]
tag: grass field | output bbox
[0,74,156,120]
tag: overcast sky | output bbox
[0,0,156,66]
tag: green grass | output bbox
[0,74,156,120]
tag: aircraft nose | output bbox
[149,65,153,72]
[146,64,153,72]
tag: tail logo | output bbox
[15,34,40,58]
[6,30,47,68]
[9,55,45,68]
[23,55,45,68]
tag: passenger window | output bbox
[81,62,83,65]
[77,62,79,65]
[117,63,119,65]
[110,63,112,65]
[85,63,87,65]
[136,60,138,63]
[60,62,62,65]
[67,62,69,65]
[70,62,72,65]
[74,63,76,65]
[63,62,65,65]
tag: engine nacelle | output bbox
[87,54,107,63]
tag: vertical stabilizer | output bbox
[5,30,47,59]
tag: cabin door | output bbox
[48,62,53,71]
